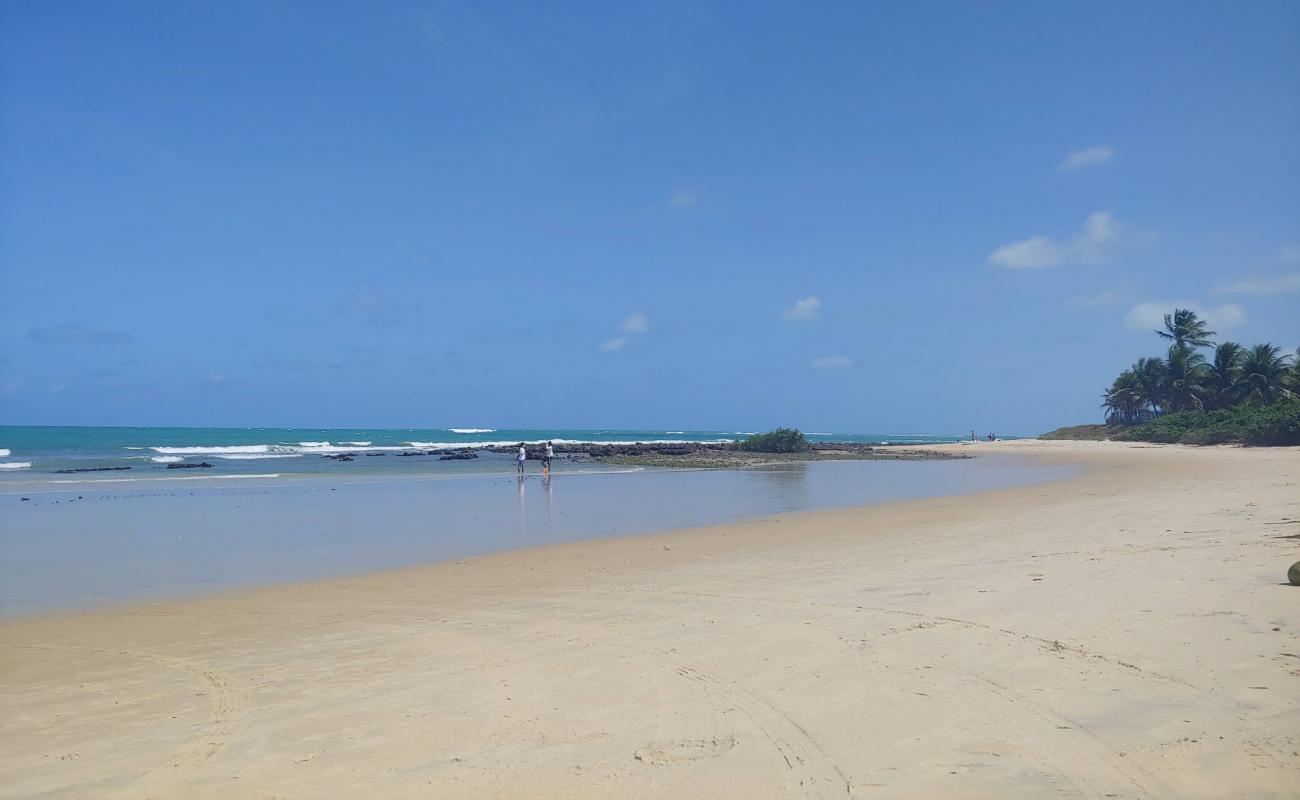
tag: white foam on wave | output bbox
[150,456,183,464]
[293,442,405,452]
[0,448,10,457]
[151,444,276,455]
[449,428,496,434]
[0,461,31,470]
[214,453,304,460]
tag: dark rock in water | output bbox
[365,452,386,456]
[322,454,355,461]
[167,462,212,469]
[1289,560,1300,586]
[20,497,30,501]
[55,466,132,474]
[438,450,478,461]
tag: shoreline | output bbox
[0,452,1058,617]
[2,440,1297,797]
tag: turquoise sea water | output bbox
[0,426,974,485]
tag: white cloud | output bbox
[1216,272,1300,295]
[667,187,699,210]
[811,355,853,369]
[1124,301,1247,332]
[989,235,1064,269]
[620,312,650,334]
[988,211,1120,270]
[598,337,627,353]
[1059,145,1115,171]
[780,296,822,321]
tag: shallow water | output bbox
[0,455,1072,616]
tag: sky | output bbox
[1,1,1297,435]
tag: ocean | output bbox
[0,426,971,485]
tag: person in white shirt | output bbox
[516,443,527,474]
[543,441,554,472]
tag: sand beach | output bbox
[2,440,1297,798]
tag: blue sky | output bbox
[1,1,1297,434]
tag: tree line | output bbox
[1102,309,1298,425]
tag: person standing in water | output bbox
[543,441,554,473]
[516,442,527,474]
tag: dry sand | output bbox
[2,440,1297,798]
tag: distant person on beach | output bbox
[516,443,527,474]
[971,430,977,442]
[543,441,554,473]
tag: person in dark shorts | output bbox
[542,441,554,472]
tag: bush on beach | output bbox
[736,428,811,453]
[1116,399,1300,446]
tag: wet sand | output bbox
[1,440,1297,798]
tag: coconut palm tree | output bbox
[1163,343,1208,411]
[1131,356,1167,413]
[1156,308,1216,348]
[1238,344,1293,404]
[1205,341,1244,409]
[1102,370,1143,424]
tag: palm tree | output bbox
[1205,341,1244,409]
[1102,370,1143,424]
[1131,357,1167,413]
[1156,308,1215,348]
[1238,344,1294,404]
[1163,343,1208,411]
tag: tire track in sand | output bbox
[2,643,247,770]
[670,664,851,798]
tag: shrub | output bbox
[1117,399,1300,446]
[736,428,811,453]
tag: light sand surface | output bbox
[2,440,1298,798]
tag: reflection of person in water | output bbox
[542,469,553,528]
[516,472,526,537]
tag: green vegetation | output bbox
[1086,307,1300,446]
[736,428,811,453]
[1039,424,1124,441]
[1116,400,1300,446]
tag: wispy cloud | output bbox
[989,211,1119,270]
[1216,272,1300,296]
[811,355,853,369]
[666,187,699,210]
[780,296,821,321]
[27,323,133,345]
[1124,301,1247,332]
[598,311,649,352]
[621,312,650,334]
[1059,145,1115,171]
